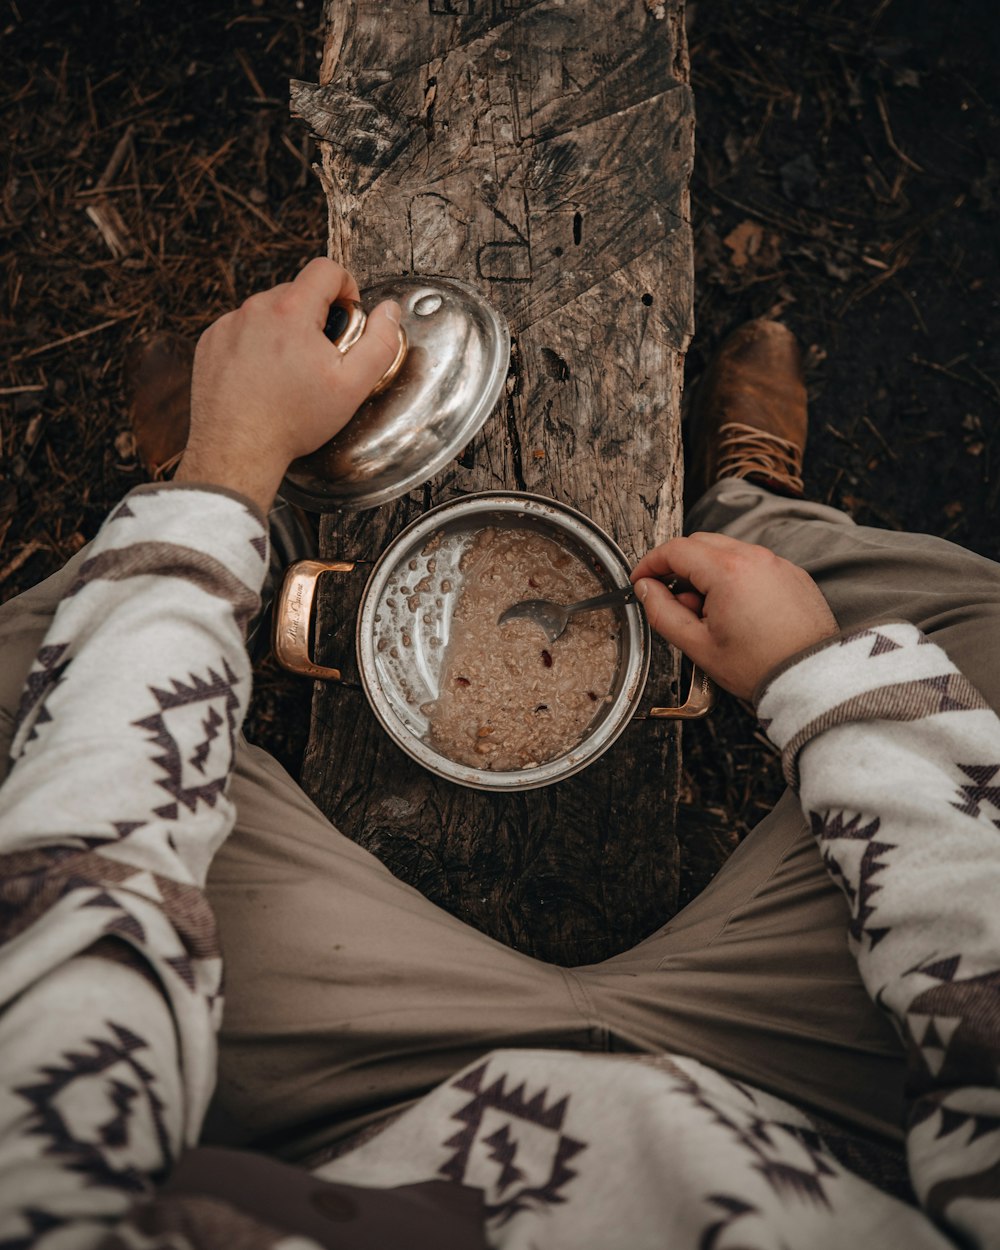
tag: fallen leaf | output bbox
[823,253,854,283]
[722,219,781,270]
[24,412,44,448]
[115,429,137,461]
[893,67,921,89]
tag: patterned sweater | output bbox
[0,484,997,1249]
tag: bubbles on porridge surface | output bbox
[429,636,441,648]
[387,598,397,610]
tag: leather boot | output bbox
[124,332,194,479]
[685,319,807,510]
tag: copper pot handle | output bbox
[649,664,716,720]
[273,558,356,681]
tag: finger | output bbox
[631,531,745,582]
[293,257,362,322]
[643,574,703,616]
[359,300,402,353]
[674,590,704,615]
[635,577,707,654]
[329,301,402,408]
[685,530,750,550]
[631,536,727,592]
[241,282,293,313]
[631,542,682,584]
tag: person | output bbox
[0,258,996,1249]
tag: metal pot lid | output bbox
[281,275,510,512]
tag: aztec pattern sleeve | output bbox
[757,621,1000,1248]
[0,485,306,1248]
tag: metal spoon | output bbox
[498,577,692,643]
[497,585,634,643]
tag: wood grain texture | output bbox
[294,0,694,965]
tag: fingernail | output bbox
[635,578,649,602]
[383,300,401,325]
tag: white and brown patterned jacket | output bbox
[0,484,996,1248]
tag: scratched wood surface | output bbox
[292,0,694,966]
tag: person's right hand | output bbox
[631,532,839,700]
[175,257,400,513]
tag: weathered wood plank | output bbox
[294,0,694,966]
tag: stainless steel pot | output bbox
[275,491,713,792]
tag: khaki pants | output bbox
[4,480,999,1164]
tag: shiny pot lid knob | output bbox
[281,275,511,513]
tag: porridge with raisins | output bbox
[423,527,619,770]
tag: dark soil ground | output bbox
[3,0,999,910]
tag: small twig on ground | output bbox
[861,413,899,461]
[85,203,132,258]
[212,177,282,234]
[891,277,929,336]
[235,48,268,101]
[876,89,924,174]
[281,132,313,187]
[84,123,138,258]
[10,315,137,362]
[911,355,1000,409]
[98,124,137,189]
[823,422,856,447]
[968,363,1000,408]
[0,541,44,587]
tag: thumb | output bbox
[636,577,706,656]
[332,300,403,408]
[361,299,403,355]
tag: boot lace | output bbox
[717,422,804,495]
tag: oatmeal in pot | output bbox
[424,527,619,770]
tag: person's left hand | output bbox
[175,257,400,512]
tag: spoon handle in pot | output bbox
[566,586,637,616]
[566,575,696,622]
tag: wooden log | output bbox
[293,0,694,966]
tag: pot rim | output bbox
[355,490,651,791]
